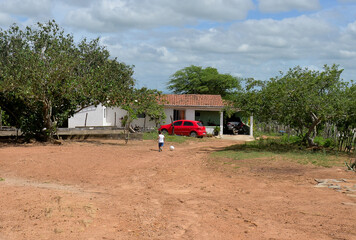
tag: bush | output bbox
[213,126,220,136]
[314,137,336,148]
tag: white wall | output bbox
[68,105,105,128]
[163,109,174,124]
[186,109,195,121]
[105,107,127,127]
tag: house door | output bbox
[173,110,185,121]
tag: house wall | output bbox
[186,109,195,121]
[68,105,225,136]
[68,105,105,128]
[105,107,127,127]
[163,109,174,124]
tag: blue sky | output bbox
[0,0,355,92]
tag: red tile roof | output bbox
[161,94,224,108]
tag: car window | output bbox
[183,121,194,126]
[197,122,203,126]
[173,121,183,126]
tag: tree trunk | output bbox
[43,100,53,141]
[304,113,321,147]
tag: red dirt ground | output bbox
[0,138,355,240]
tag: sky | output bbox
[0,0,356,92]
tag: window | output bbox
[137,113,146,118]
[173,110,185,121]
[173,121,183,126]
[183,121,194,126]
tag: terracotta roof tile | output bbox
[161,94,224,107]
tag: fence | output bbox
[255,121,356,152]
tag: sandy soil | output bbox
[0,138,355,240]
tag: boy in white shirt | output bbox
[158,130,165,152]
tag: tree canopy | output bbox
[0,20,135,140]
[234,64,351,146]
[120,87,166,143]
[167,65,241,98]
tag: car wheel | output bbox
[161,129,168,135]
[190,131,197,137]
[232,128,238,135]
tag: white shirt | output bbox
[158,134,165,143]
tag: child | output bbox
[158,130,165,152]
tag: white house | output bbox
[68,94,237,136]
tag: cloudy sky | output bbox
[0,0,355,92]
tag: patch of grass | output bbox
[0,177,4,181]
[254,130,282,138]
[281,151,341,168]
[211,138,346,168]
[143,131,203,143]
[143,131,159,140]
[212,150,276,161]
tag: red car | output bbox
[159,120,207,137]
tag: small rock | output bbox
[314,184,328,188]
[342,202,356,206]
[328,185,342,190]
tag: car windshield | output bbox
[197,122,203,126]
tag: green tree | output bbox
[0,20,135,141]
[120,87,165,143]
[134,87,166,129]
[167,65,241,98]
[235,64,346,147]
[334,82,356,151]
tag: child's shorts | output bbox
[159,143,164,147]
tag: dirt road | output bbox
[0,138,355,239]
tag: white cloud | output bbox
[57,0,95,7]
[171,0,255,21]
[258,0,320,13]
[339,50,356,58]
[64,0,255,32]
[0,12,14,27]
[346,21,356,34]
[0,0,51,17]
[165,15,334,63]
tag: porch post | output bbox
[220,111,223,136]
[250,115,254,137]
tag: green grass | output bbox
[211,138,346,168]
[143,131,204,143]
[0,177,4,181]
[212,150,276,161]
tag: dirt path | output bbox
[0,138,355,240]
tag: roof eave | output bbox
[163,105,225,109]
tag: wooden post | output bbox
[114,112,117,127]
[170,115,174,135]
[250,115,254,137]
[143,115,147,132]
[84,113,88,127]
[0,108,2,130]
[220,111,223,136]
